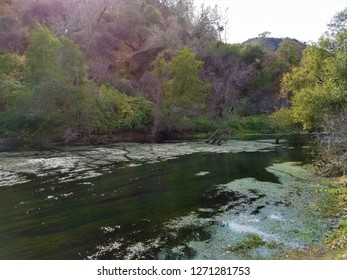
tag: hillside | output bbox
[0,0,306,146]
[243,37,306,52]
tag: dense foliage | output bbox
[271,8,347,176]
[1,0,344,151]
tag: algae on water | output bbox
[0,140,331,260]
[164,162,330,259]
[0,140,278,187]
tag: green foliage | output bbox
[59,36,88,86]
[165,48,208,109]
[270,107,299,132]
[0,54,21,76]
[213,43,244,57]
[182,115,219,133]
[0,1,318,143]
[241,44,264,64]
[0,112,40,137]
[327,7,347,35]
[326,219,347,249]
[291,84,347,130]
[228,115,272,135]
[0,25,95,141]
[24,25,95,136]
[95,85,153,132]
[26,25,87,85]
[25,24,62,84]
[279,28,347,130]
[276,38,302,72]
[281,45,333,95]
[213,43,264,64]
[163,48,209,123]
[0,54,25,112]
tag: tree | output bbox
[327,7,347,36]
[25,24,62,84]
[162,47,209,129]
[201,43,258,117]
[21,0,67,29]
[25,25,94,136]
[281,45,333,97]
[258,31,271,50]
[59,36,88,86]
[26,24,88,86]
[290,83,346,130]
[278,27,347,130]
[276,38,302,72]
[149,47,209,137]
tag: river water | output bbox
[0,140,331,259]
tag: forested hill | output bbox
[1,0,346,155]
[243,37,306,52]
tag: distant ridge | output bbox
[242,37,306,52]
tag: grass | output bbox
[227,234,266,252]
[285,177,347,259]
[326,220,347,250]
[227,234,286,260]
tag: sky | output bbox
[194,0,347,43]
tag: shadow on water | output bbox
[0,144,313,259]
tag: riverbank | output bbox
[285,176,347,259]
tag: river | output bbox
[0,139,332,259]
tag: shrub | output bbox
[270,107,300,132]
[228,115,272,135]
[182,115,219,133]
[95,85,153,133]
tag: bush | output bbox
[291,84,347,130]
[0,112,40,137]
[182,115,219,133]
[94,85,153,133]
[228,115,272,135]
[270,107,300,132]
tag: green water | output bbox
[0,141,330,259]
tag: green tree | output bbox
[291,83,346,130]
[277,29,347,131]
[24,25,94,138]
[59,36,88,86]
[281,45,333,96]
[25,24,62,84]
[276,38,302,72]
[163,47,209,129]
